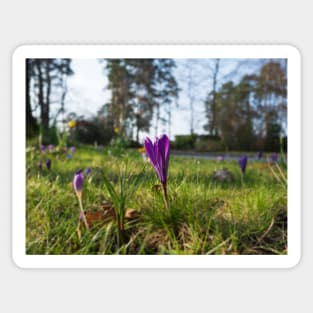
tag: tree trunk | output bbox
[155,103,160,137]
[210,59,220,136]
[35,60,51,143]
[167,102,171,139]
[26,60,37,138]
[136,127,139,143]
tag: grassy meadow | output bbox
[26,145,287,255]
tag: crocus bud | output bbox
[46,159,51,170]
[239,156,248,173]
[271,153,278,163]
[85,167,91,176]
[73,170,84,197]
[144,135,170,186]
[217,156,224,162]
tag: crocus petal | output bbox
[154,138,164,183]
[73,170,84,193]
[156,135,170,184]
[144,137,158,170]
[239,156,248,173]
[145,135,170,186]
[46,159,51,170]
[161,135,170,181]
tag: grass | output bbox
[26,145,287,255]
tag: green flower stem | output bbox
[240,172,245,187]
[162,184,170,210]
[78,196,89,230]
[116,215,125,247]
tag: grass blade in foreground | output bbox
[102,159,145,247]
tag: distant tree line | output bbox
[26,58,287,152]
[203,60,287,152]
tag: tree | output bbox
[254,60,287,150]
[104,59,178,141]
[129,59,157,143]
[105,59,134,136]
[26,59,38,137]
[26,58,73,142]
[203,59,262,137]
[215,77,256,151]
[154,59,179,138]
[204,59,220,136]
[203,59,287,152]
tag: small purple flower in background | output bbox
[40,144,46,153]
[144,134,170,209]
[48,144,54,153]
[271,153,278,163]
[239,156,248,173]
[46,159,51,170]
[73,169,84,197]
[216,156,224,162]
[73,170,89,230]
[85,167,91,176]
[257,151,263,160]
[70,146,76,154]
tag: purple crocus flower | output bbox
[85,167,91,176]
[46,159,51,170]
[217,156,224,162]
[73,170,84,196]
[144,135,170,209]
[144,135,170,185]
[239,156,248,173]
[271,153,278,163]
[70,146,76,154]
[48,144,54,153]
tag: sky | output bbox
[64,58,266,142]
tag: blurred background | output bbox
[26,58,287,152]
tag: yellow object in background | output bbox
[138,147,146,153]
[68,120,77,128]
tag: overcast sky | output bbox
[64,58,264,142]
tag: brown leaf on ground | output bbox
[84,202,140,227]
[151,184,161,192]
[125,208,140,220]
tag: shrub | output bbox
[172,134,197,150]
[194,138,224,152]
